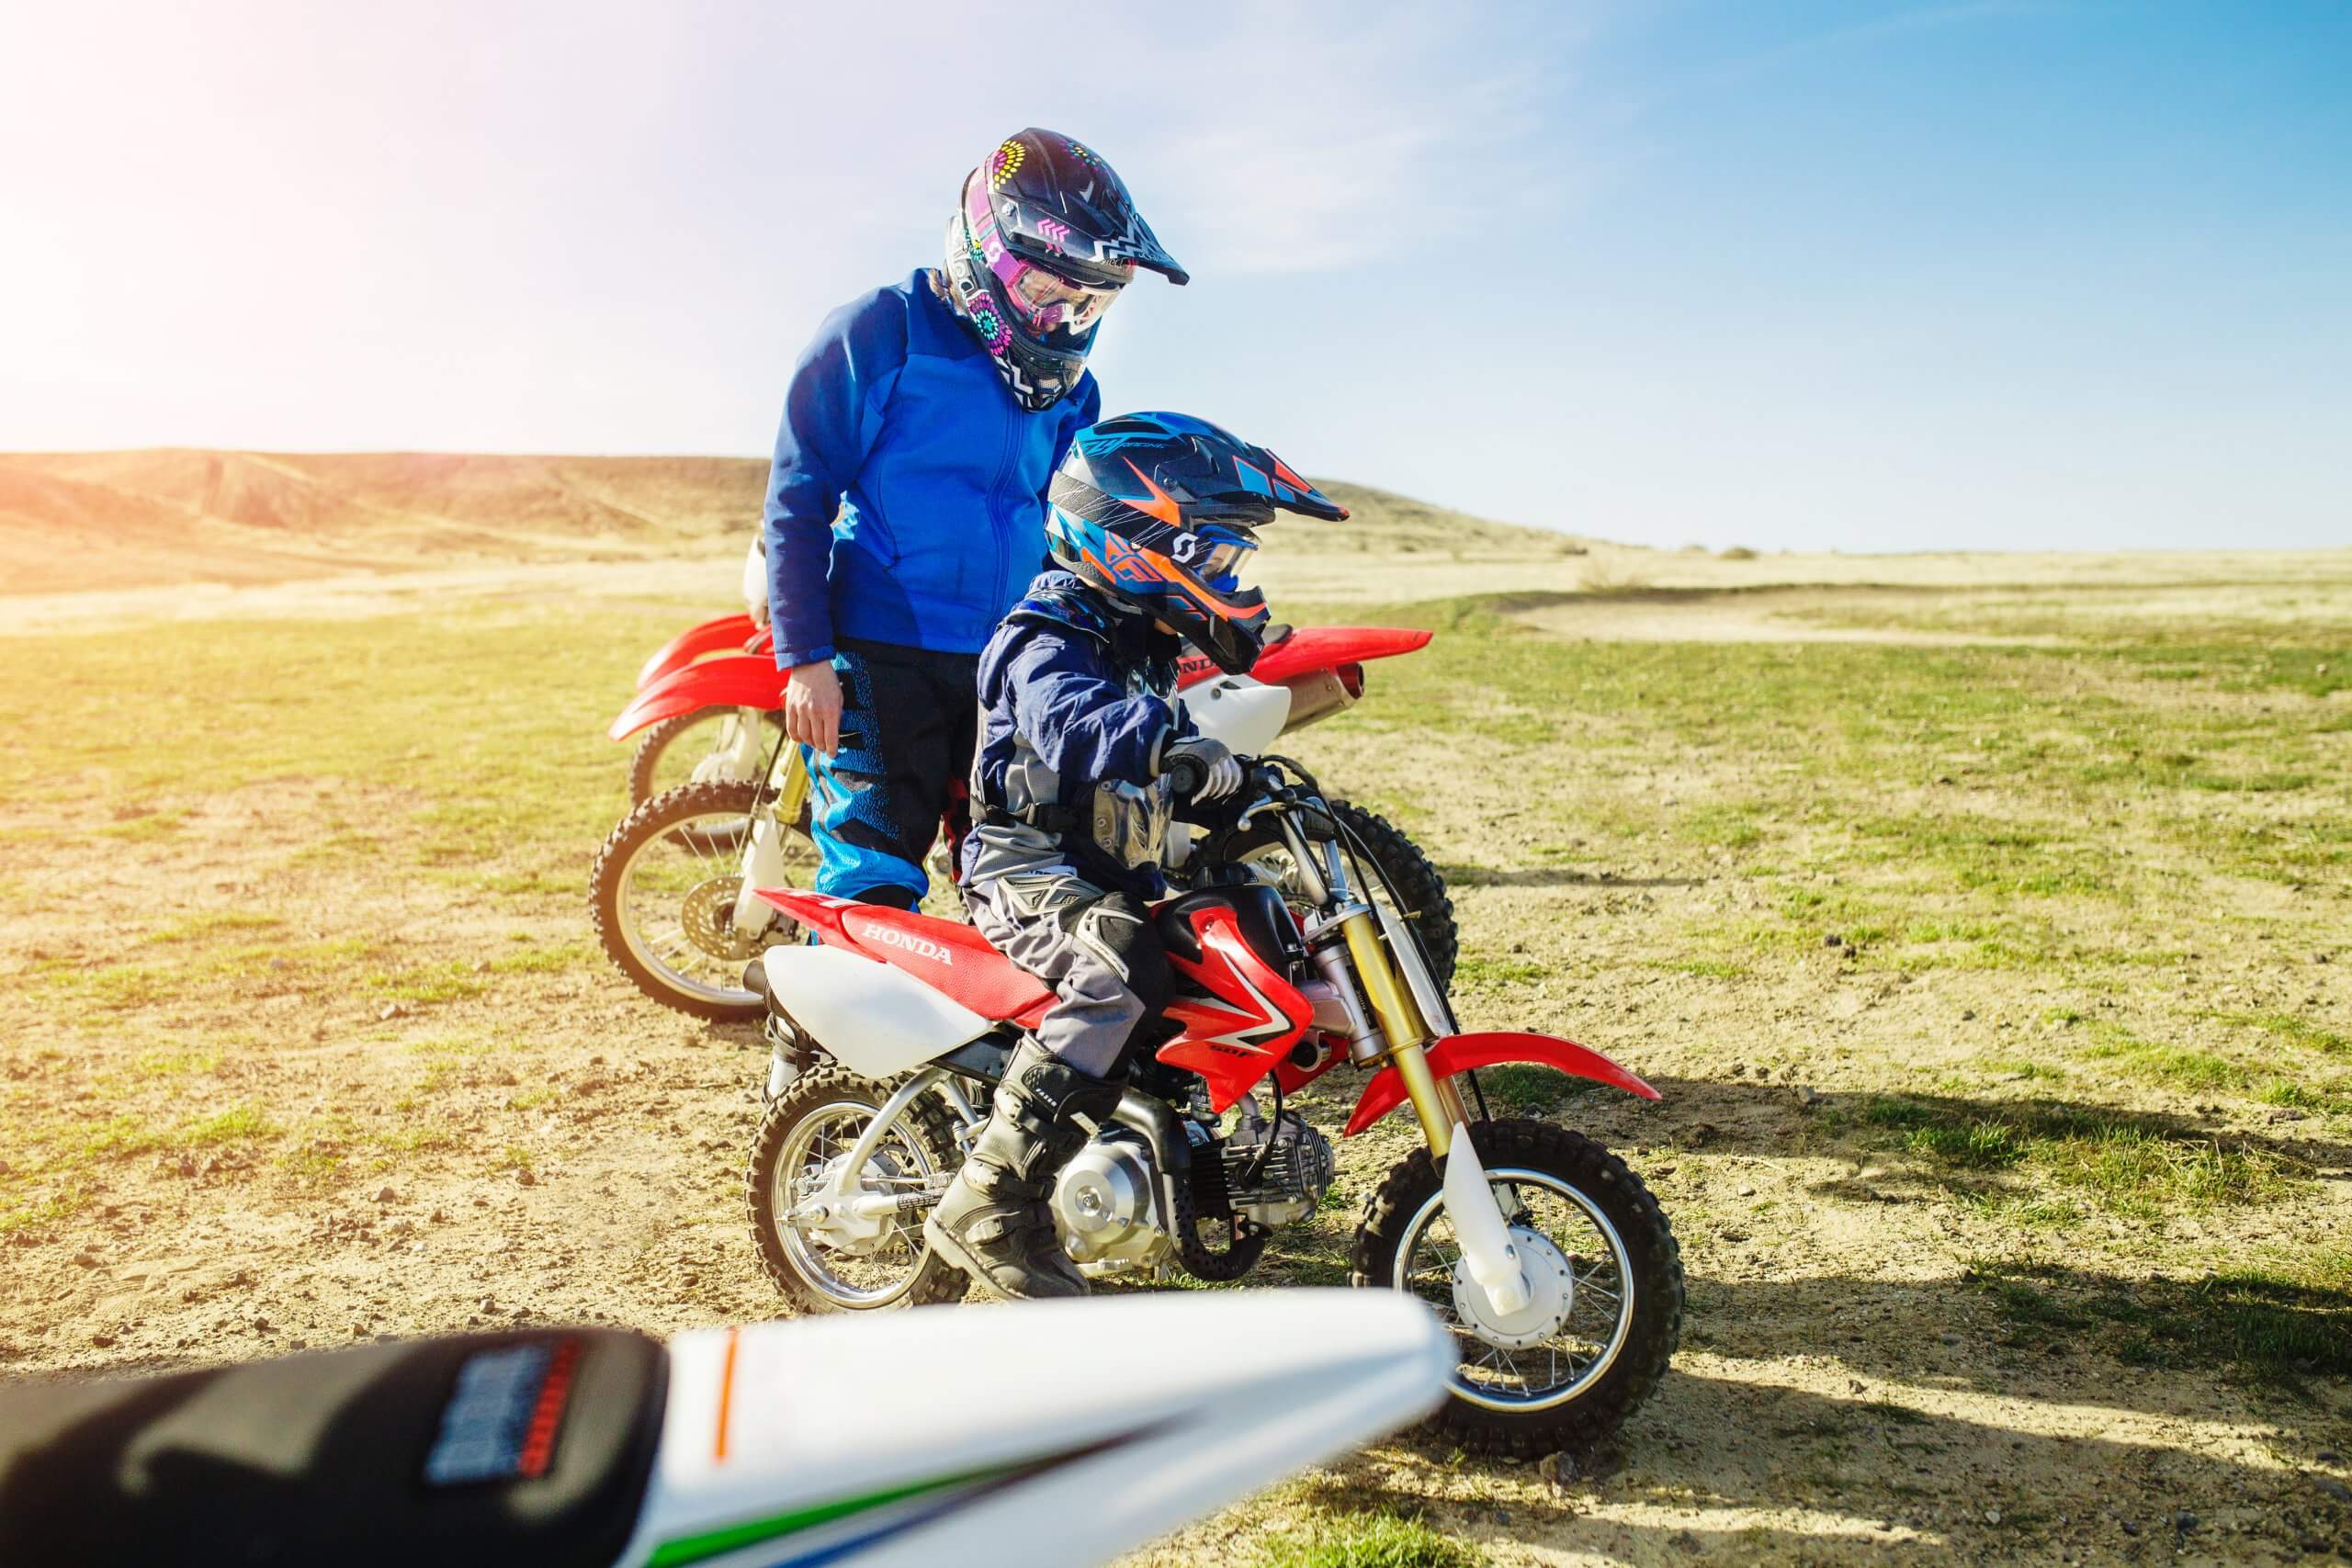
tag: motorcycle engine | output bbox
[1216,1111,1336,1230]
[1052,1132,1170,1276]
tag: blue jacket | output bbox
[967,572,1195,897]
[762,270,1102,668]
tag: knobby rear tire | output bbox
[745,1066,970,1314]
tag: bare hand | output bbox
[785,660,842,757]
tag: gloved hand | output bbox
[1164,734,1243,801]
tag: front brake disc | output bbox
[679,876,763,961]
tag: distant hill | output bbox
[0,451,768,594]
[0,450,1565,595]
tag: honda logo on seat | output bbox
[867,926,954,966]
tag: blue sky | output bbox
[2,1,2346,550]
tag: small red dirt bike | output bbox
[594,624,1458,1021]
[741,755,1683,1455]
[616,610,778,807]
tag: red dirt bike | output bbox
[594,621,1460,1021]
[740,754,1683,1455]
[616,610,777,807]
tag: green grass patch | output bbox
[1965,1254,2352,1388]
[1255,1514,1484,1568]
[1475,1064,1593,1114]
[97,810,187,841]
[1851,1095,2290,1216]
[145,910,284,943]
[2227,1011,2351,1057]
[364,961,488,1006]
[1450,954,1548,987]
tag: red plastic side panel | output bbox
[1156,910,1313,1114]
[607,655,788,741]
[752,887,858,945]
[750,890,1053,1021]
[1341,1031,1660,1137]
[835,907,1054,1021]
[636,614,760,691]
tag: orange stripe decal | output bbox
[1122,459,1183,525]
[715,1325,741,1463]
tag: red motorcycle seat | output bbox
[837,907,1055,1022]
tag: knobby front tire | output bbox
[1351,1118,1683,1457]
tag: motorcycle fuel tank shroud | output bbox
[1153,893,1314,1114]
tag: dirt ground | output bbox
[3,534,2348,1566]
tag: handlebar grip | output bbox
[1166,754,1206,799]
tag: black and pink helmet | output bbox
[942,130,1187,412]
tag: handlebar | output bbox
[1166,751,1208,800]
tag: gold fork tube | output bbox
[1340,911,1426,1048]
[771,741,810,826]
[1338,911,1467,1154]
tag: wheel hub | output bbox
[679,876,763,961]
[1451,1223,1573,1348]
[791,1152,905,1256]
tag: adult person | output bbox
[762,130,1186,908]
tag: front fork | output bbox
[693,705,770,785]
[730,743,812,936]
[1327,879,1533,1318]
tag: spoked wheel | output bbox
[590,779,816,1021]
[1352,1119,1682,1456]
[1228,800,1457,987]
[746,1067,969,1313]
[628,707,786,853]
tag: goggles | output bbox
[1004,257,1127,336]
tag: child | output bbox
[924,412,1349,1300]
[761,130,1184,908]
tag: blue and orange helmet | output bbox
[1045,412,1349,675]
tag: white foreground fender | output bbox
[616,1291,1452,1568]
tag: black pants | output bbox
[804,637,978,908]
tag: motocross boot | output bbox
[924,1040,1123,1300]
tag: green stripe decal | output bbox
[645,1461,1014,1568]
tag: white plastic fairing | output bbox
[1182,676,1291,756]
[759,944,992,1077]
[618,1292,1452,1568]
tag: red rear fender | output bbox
[1173,626,1433,692]
[1249,626,1431,686]
[608,655,788,742]
[1342,1031,1658,1137]
[636,614,761,691]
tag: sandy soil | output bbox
[3,539,2348,1567]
